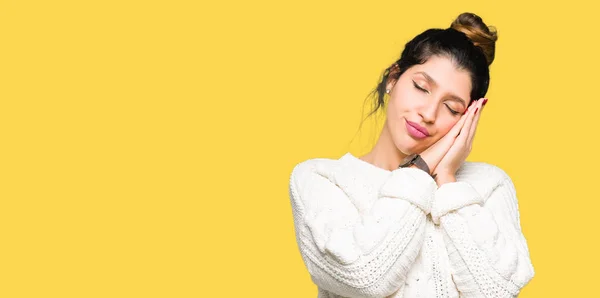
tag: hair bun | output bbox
[450,12,498,66]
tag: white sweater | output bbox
[288,152,535,298]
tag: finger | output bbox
[457,98,481,143]
[455,99,476,137]
[451,108,470,137]
[468,98,485,144]
[453,99,478,136]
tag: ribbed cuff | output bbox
[431,181,483,225]
[379,167,437,214]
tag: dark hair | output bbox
[358,12,498,128]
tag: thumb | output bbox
[448,113,469,138]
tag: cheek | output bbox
[386,97,403,120]
[439,120,457,136]
[425,121,456,148]
[389,92,414,114]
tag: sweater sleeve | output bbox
[288,160,437,298]
[430,172,535,298]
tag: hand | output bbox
[434,97,487,178]
[416,99,478,176]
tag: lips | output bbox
[406,120,430,137]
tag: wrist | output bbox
[408,163,437,180]
[435,174,456,186]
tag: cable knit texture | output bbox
[288,152,534,298]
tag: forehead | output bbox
[409,55,472,98]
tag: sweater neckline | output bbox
[340,152,394,176]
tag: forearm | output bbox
[290,160,438,297]
[432,177,535,296]
[435,174,456,187]
[407,164,456,187]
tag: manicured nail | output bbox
[475,107,479,114]
[482,98,488,105]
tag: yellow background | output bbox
[1,0,597,297]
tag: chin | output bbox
[393,133,420,156]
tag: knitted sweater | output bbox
[288,152,535,298]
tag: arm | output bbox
[289,160,437,298]
[431,172,535,298]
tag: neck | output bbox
[359,120,411,171]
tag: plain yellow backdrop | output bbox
[1,0,599,297]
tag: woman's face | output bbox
[385,55,472,156]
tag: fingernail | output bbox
[475,107,479,115]
[483,98,488,106]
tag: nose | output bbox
[419,101,438,124]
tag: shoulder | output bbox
[288,157,349,213]
[456,161,513,199]
[289,156,343,191]
[457,161,510,180]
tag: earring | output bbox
[385,89,390,94]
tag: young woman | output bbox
[288,12,535,298]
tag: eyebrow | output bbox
[414,71,467,107]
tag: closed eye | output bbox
[412,81,428,93]
[445,104,459,116]
[413,81,459,116]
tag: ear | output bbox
[385,63,401,92]
[385,80,396,92]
